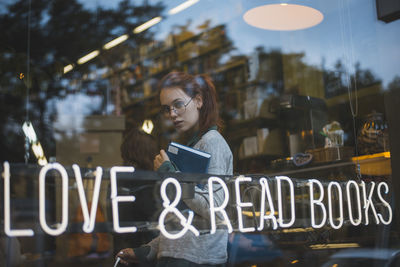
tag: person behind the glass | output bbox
[114,128,159,261]
[116,72,233,266]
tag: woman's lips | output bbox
[174,121,183,128]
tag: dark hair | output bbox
[120,128,158,170]
[158,71,222,134]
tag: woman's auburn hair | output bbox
[158,71,222,134]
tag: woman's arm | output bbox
[143,236,159,260]
[183,133,233,221]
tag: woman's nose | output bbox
[169,108,178,118]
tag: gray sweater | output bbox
[148,129,233,264]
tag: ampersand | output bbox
[158,178,199,239]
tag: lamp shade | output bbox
[243,4,323,31]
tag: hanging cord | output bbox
[26,0,31,122]
[24,0,32,164]
[339,0,361,180]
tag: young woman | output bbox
[117,72,233,267]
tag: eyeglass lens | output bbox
[162,100,186,116]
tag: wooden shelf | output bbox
[228,117,277,130]
[352,151,391,176]
[326,83,381,107]
[177,40,229,63]
[174,25,226,45]
[246,151,392,177]
[238,153,280,162]
[214,58,247,73]
[122,92,158,111]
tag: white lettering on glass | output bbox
[3,162,34,236]
[39,163,69,236]
[309,179,327,228]
[346,180,362,226]
[258,177,278,230]
[235,176,255,233]
[208,177,232,234]
[377,182,392,225]
[361,181,379,225]
[72,164,103,233]
[110,166,137,233]
[276,176,295,228]
[158,178,199,239]
[327,181,344,229]
[1,161,395,237]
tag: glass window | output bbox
[1,0,399,266]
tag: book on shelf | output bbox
[166,142,211,173]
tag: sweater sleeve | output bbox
[146,236,159,260]
[133,236,159,261]
[204,140,233,176]
[183,131,233,222]
[157,160,179,173]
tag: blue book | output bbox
[166,142,211,173]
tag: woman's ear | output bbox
[195,94,203,109]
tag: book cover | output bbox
[166,142,211,173]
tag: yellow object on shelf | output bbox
[352,152,391,176]
[242,211,278,217]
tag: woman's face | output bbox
[160,87,202,133]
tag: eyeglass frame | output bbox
[161,97,194,117]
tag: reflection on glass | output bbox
[0,0,399,266]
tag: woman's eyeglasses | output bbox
[161,97,193,117]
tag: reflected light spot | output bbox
[168,0,199,15]
[32,142,44,158]
[77,50,99,65]
[38,157,48,166]
[142,119,154,134]
[310,243,360,250]
[103,34,129,50]
[63,64,73,74]
[22,121,37,143]
[243,4,323,31]
[133,17,162,34]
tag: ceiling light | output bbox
[243,4,323,31]
[22,121,37,144]
[142,119,154,134]
[63,64,74,74]
[32,142,48,166]
[32,142,44,159]
[38,157,48,166]
[77,50,100,65]
[103,34,129,50]
[168,0,199,15]
[133,17,162,34]
[22,121,48,165]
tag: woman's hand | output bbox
[116,248,138,265]
[153,149,170,170]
